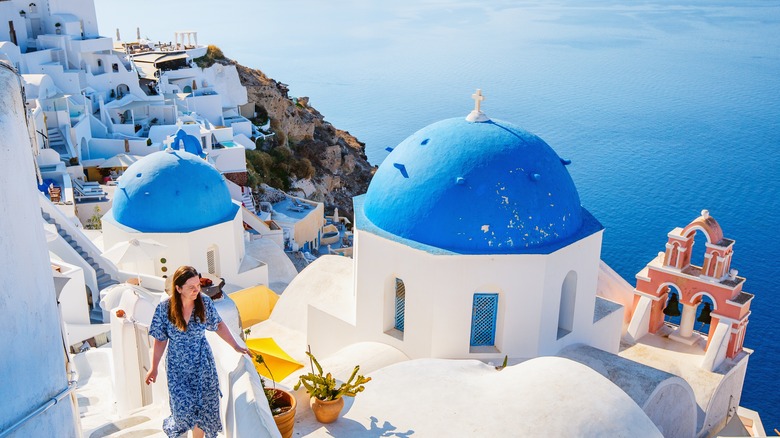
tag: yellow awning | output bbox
[246,338,303,382]
[229,285,279,328]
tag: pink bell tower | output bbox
[631,211,753,364]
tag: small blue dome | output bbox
[112,150,238,232]
[363,117,584,253]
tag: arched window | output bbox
[557,271,577,339]
[470,293,498,347]
[394,278,405,332]
[29,3,37,13]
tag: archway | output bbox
[557,271,577,339]
[688,229,709,269]
[80,137,88,160]
[660,283,684,327]
[690,292,717,335]
[116,84,130,98]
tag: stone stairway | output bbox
[41,210,119,321]
[47,126,69,160]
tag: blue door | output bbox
[470,293,498,346]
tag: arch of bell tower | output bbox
[628,211,753,371]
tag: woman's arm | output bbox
[216,321,249,355]
[145,338,168,384]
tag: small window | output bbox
[470,293,498,346]
[96,59,101,67]
[394,279,405,332]
[112,63,119,72]
[206,248,217,275]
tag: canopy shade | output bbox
[98,153,141,169]
[246,338,303,382]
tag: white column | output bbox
[679,303,697,338]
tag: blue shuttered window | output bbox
[394,278,405,332]
[470,293,498,346]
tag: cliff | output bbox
[197,46,374,220]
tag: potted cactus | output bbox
[294,350,371,423]
[253,354,296,438]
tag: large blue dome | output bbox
[363,117,585,253]
[112,150,238,232]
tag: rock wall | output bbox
[232,61,375,219]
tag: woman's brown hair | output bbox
[168,265,206,331]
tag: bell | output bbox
[663,292,681,317]
[697,302,712,325]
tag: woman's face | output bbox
[177,275,201,302]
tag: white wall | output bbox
[102,204,266,289]
[185,93,222,126]
[88,137,157,158]
[49,0,100,38]
[202,63,248,108]
[348,228,614,362]
[0,62,79,437]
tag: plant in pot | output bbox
[253,353,296,438]
[294,350,371,424]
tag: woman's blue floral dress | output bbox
[150,294,223,438]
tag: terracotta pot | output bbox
[310,396,344,424]
[266,388,296,438]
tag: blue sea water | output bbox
[98,0,780,428]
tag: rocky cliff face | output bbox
[232,61,375,220]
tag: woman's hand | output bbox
[145,367,158,385]
[234,345,250,355]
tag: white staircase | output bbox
[47,127,69,160]
[241,188,256,214]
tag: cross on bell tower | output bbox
[466,88,490,123]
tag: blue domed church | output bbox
[290,92,622,362]
[101,143,267,289]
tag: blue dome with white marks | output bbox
[363,117,584,253]
[112,150,238,232]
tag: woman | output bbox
[145,266,249,438]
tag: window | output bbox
[557,271,577,339]
[112,63,118,72]
[394,278,405,332]
[206,246,219,275]
[470,293,498,346]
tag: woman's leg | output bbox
[191,425,205,438]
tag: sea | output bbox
[97,0,780,428]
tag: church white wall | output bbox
[352,229,612,361]
[102,206,264,289]
[539,230,607,356]
[0,63,79,437]
[699,356,749,437]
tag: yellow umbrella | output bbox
[229,285,279,328]
[246,338,303,382]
